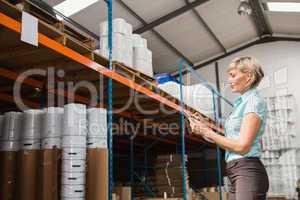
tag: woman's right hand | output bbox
[189,117,215,143]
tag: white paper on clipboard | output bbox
[21,11,38,46]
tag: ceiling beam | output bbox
[115,0,194,66]
[174,35,300,76]
[249,0,272,37]
[133,0,209,34]
[184,0,227,53]
[194,36,300,68]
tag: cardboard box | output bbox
[40,149,61,200]
[113,193,119,200]
[153,154,190,198]
[0,151,18,200]
[114,186,131,200]
[267,197,287,200]
[15,150,41,200]
[86,148,108,200]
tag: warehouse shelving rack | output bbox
[178,59,233,200]
[0,0,227,199]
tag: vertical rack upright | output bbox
[107,0,113,200]
[178,59,233,199]
[179,60,188,200]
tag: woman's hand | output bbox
[189,117,215,143]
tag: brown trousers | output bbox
[226,157,269,200]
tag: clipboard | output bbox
[181,110,216,143]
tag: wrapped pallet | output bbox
[15,149,41,200]
[16,109,43,200]
[0,112,22,200]
[86,148,108,200]
[0,151,18,200]
[40,148,61,200]
[86,108,108,200]
[114,186,131,200]
[40,107,63,200]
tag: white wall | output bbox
[187,41,300,145]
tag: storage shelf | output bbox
[0,1,226,199]
[0,0,223,149]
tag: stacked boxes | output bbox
[21,109,43,150]
[158,82,214,117]
[261,151,283,195]
[0,112,22,200]
[42,107,64,149]
[261,94,299,199]
[114,186,132,200]
[132,34,153,77]
[86,107,109,200]
[184,84,214,117]
[0,112,22,151]
[41,107,63,200]
[262,150,300,198]
[99,18,133,66]
[132,33,147,48]
[98,18,154,77]
[18,109,43,200]
[61,104,87,200]
[263,95,296,150]
[153,154,189,198]
[87,108,107,149]
[279,150,300,198]
[0,105,109,200]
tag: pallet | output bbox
[111,62,188,112]
[111,61,224,134]
[53,21,96,49]
[115,62,155,82]
[0,0,224,137]
[112,62,157,90]
[14,0,97,50]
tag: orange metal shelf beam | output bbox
[0,12,180,111]
[0,92,180,145]
[0,11,223,135]
[0,67,135,118]
[0,68,43,88]
[0,92,40,108]
[0,67,182,145]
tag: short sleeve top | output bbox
[224,88,267,162]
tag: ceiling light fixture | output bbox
[266,2,300,12]
[238,0,252,15]
[53,0,99,20]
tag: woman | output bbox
[190,56,269,200]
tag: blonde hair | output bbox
[227,56,264,89]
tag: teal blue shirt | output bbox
[225,88,267,162]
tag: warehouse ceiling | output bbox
[46,0,300,74]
